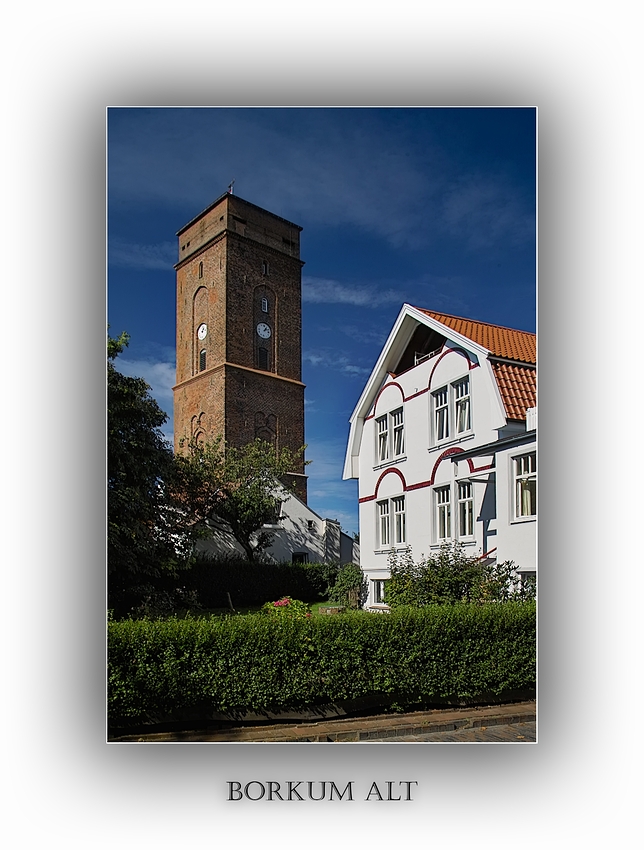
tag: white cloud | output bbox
[109,238,176,270]
[303,349,371,378]
[116,356,175,444]
[303,276,402,308]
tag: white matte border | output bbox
[4,2,640,845]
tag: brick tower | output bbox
[172,192,307,502]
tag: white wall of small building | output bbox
[196,487,357,566]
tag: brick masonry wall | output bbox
[173,194,307,501]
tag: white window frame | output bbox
[433,386,449,443]
[391,408,405,456]
[372,579,386,605]
[375,407,405,465]
[392,495,406,545]
[457,481,474,539]
[376,415,389,463]
[376,495,406,550]
[432,375,473,445]
[435,485,452,542]
[513,451,536,520]
[454,377,471,435]
[377,499,390,547]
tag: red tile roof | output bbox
[415,307,536,421]
[417,308,536,364]
[491,361,537,421]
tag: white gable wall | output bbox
[346,307,535,610]
[357,340,511,607]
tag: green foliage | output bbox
[108,602,536,727]
[385,543,535,608]
[107,332,312,615]
[261,597,312,619]
[173,437,307,561]
[108,332,187,613]
[328,562,368,608]
[176,556,339,610]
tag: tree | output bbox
[108,332,183,610]
[172,436,307,562]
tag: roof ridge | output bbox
[413,306,535,337]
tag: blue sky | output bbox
[108,107,536,536]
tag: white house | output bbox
[196,485,359,566]
[343,304,536,609]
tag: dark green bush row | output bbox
[108,602,535,728]
[183,557,339,608]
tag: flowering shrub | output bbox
[386,543,535,607]
[261,596,312,619]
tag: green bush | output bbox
[328,562,368,608]
[108,602,535,728]
[386,543,536,608]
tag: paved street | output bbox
[368,721,536,742]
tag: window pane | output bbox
[434,388,449,440]
[436,487,451,539]
[377,416,389,461]
[378,501,390,546]
[458,482,473,536]
[515,453,537,517]
[454,378,471,433]
[393,496,406,543]
[391,408,404,455]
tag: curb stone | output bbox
[110,700,536,743]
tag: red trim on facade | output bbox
[364,349,480,420]
[359,466,408,502]
[373,381,405,412]
[471,462,494,474]
[428,347,477,391]
[429,447,473,484]
[405,387,429,402]
[359,449,494,502]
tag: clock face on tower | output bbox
[256,322,271,339]
[197,323,208,340]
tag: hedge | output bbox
[108,602,535,729]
